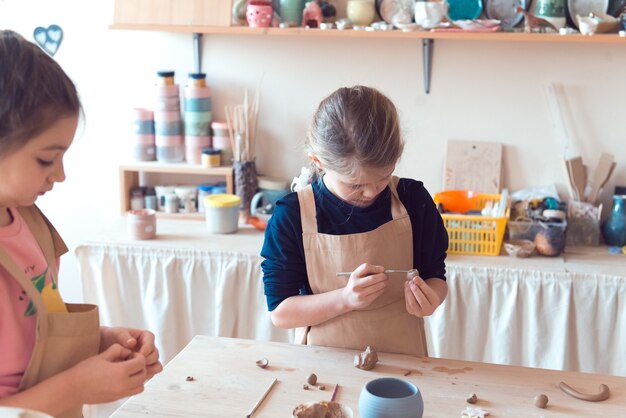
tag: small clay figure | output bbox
[516,6,558,33]
[466,393,478,404]
[354,346,378,370]
[534,394,549,408]
[307,373,318,385]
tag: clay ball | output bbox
[534,228,565,257]
[534,394,549,408]
[306,373,318,385]
[466,393,478,404]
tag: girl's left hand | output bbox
[100,327,163,379]
[404,276,441,317]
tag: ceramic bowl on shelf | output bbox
[576,12,619,34]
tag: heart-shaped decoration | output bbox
[33,24,63,56]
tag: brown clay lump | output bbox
[255,358,269,368]
[534,394,549,408]
[466,393,478,404]
[307,373,318,385]
[558,381,610,402]
[354,346,378,370]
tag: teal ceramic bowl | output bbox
[358,377,423,418]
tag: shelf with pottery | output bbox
[109,23,626,43]
[119,162,234,220]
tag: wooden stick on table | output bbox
[246,377,278,418]
[330,383,339,402]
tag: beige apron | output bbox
[0,206,100,418]
[296,177,427,356]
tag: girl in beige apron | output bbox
[0,206,100,418]
[296,177,428,357]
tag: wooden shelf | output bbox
[119,162,234,220]
[109,24,626,44]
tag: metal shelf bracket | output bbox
[422,38,434,94]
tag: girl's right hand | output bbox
[341,263,388,310]
[68,343,148,404]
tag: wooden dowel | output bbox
[246,378,278,418]
[330,383,339,402]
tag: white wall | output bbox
[1,0,625,302]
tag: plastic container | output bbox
[434,192,508,256]
[508,219,567,242]
[204,194,241,234]
[197,184,214,213]
[201,148,221,167]
[127,209,157,240]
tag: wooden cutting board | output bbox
[443,140,503,193]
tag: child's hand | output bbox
[341,263,388,310]
[404,275,442,317]
[100,327,163,380]
[68,344,147,404]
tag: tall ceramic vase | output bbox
[602,187,626,247]
[234,160,258,220]
[534,0,566,29]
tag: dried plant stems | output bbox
[223,85,261,163]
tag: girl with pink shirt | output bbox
[0,30,162,417]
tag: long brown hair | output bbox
[306,85,404,177]
[0,30,81,155]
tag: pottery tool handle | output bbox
[246,378,278,417]
[336,269,411,276]
[330,383,340,402]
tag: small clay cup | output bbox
[359,377,423,418]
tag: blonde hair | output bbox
[305,86,404,177]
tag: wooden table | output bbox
[111,336,626,417]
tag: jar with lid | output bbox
[204,194,241,234]
[130,186,145,210]
[127,209,157,240]
[156,70,176,86]
[602,186,626,247]
[201,148,222,167]
[144,187,158,210]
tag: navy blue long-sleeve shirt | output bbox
[261,177,448,311]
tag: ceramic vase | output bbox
[280,0,306,25]
[247,1,274,27]
[347,0,377,26]
[302,1,323,27]
[358,377,424,418]
[234,160,258,220]
[534,0,566,29]
[602,188,626,246]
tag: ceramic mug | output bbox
[250,188,289,218]
[359,377,424,418]
[414,0,448,29]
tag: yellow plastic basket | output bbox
[434,192,508,256]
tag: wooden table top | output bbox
[112,336,626,417]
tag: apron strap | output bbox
[297,185,318,234]
[389,176,407,219]
[16,206,67,281]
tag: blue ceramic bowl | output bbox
[359,377,423,418]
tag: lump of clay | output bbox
[293,401,350,418]
[255,358,269,368]
[306,373,318,385]
[534,394,549,408]
[466,393,478,404]
[354,346,378,370]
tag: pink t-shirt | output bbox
[0,208,66,398]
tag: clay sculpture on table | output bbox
[559,381,611,402]
[292,401,351,418]
[354,346,378,370]
[534,394,549,408]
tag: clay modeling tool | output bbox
[330,383,340,402]
[246,377,278,417]
[336,268,418,277]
